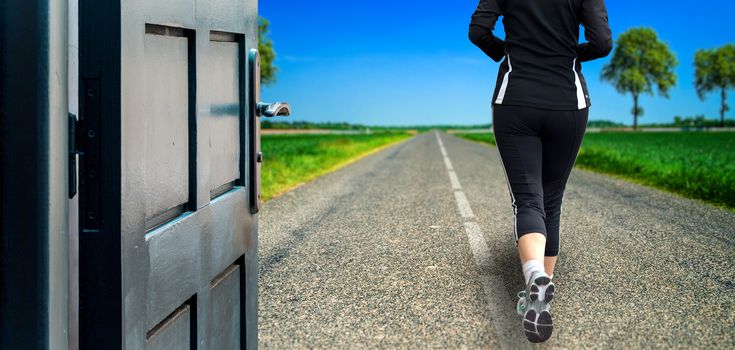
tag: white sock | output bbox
[522,260,545,284]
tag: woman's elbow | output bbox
[588,38,613,59]
[468,25,487,46]
[599,38,613,57]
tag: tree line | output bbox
[602,28,734,129]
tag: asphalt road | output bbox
[258,131,735,349]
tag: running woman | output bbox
[468,0,612,343]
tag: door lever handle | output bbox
[257,102,291,118]
[248,48,292,214]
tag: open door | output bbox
[77,0,288,348]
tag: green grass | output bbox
[455,131,735,209]
[261,132,412,200]
[456,132,497,145]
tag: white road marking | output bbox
[437,134,447,149]
[463,222,493,269]
[479,275,531,350]
[435,131,531,350]
[448,170,462,190]
[454,191,475,218]
[443,156,454,170]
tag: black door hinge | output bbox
[69,112,79,199]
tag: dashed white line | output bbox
[443,156,454,171]
[435,131,530,350]
[438,137,453,170]
[454,191,475,219]
[448,171,462,190]
[463,222,493,269]
[437,134,447,150]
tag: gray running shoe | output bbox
[516,290,552,316]
[516,289,551,316]
[520,271,555,343]
[516,290,527,316]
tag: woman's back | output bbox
[469,0,612,110]
[468,0,613,344]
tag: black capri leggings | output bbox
[492,104,588,257]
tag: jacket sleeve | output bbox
[468,0,506,62]
[577,0,613,62]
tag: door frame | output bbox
[0,0,70,347]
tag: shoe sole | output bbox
[523,275,555,343]
[523,309,553,343]
[528,275,555,303]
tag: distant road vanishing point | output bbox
[258,131,735,349]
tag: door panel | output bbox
[203,192,250,279]
[142,32,191,229]
[208,265,242,350]
[208,38,241,198]
[145,218,200,331]
[145,304,192,350]
[123,12,250,350]
[79,0,259,348]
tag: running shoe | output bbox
[520,271,555,343]
[516,290,551,315]
[516,290,527,316]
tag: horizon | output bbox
[261,0,735,126]
[260,118,716,128]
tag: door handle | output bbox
[248,49,291,119]
[257,102,291,118]
[248,49,290,214]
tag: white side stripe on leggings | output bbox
[493,137,519,242]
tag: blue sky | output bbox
[261,0,735,126]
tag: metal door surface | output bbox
[78,0,261,348]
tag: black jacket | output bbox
[469,0,612,110]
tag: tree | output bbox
[694,44,735,127]
[258,17,278,85]
[601,28,677,129]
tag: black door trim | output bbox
[78,0,123,347]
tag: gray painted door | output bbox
[120,1,259,349]
[78,0,260,348]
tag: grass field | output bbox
[261,132,412,200]
[455,131,735,209]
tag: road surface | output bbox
[258,131,735,349]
